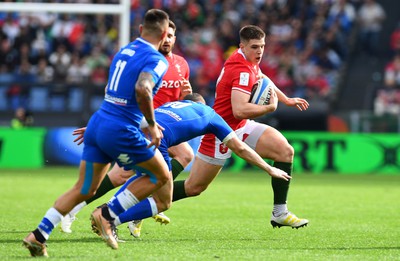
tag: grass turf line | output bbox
[1,167,399,260]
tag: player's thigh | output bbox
[253,126,293,162]
[186,155,223,190]
[108,163,135,186]
[168,142,194,166]
[136,149,171,184]
[75,160,110,194]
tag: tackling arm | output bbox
[225,136,291,181]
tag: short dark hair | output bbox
[143,9,169,36]
[169,20,176,32]
[239,25,265,43]
[183,93,205,104]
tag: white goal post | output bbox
[0,0,131,47]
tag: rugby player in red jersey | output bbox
[172,25,310,229]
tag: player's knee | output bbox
[109,168,133,186]
[87,190,97,198]
[175,150,194,167]
[183,151,194,166]
[185,184,207,197]
[157,199,172,212]
[274,142,294,162]
[284,143,294,160]
[155,172,170,186]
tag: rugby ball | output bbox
[249,77,273,105]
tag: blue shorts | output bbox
[82,112,155,169]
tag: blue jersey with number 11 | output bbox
[98,38,168,126]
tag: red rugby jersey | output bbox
[213,49,260,130]
[153,53,190,108]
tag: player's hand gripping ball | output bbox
[249,77,273,105]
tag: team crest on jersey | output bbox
[239,72,250,86]
[175,64,181,73]
[219,143,229,154]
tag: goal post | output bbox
[0,0,131,47]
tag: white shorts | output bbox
[197,120,269,166]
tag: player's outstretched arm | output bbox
[260,73,309,111]
[226,136,291,181]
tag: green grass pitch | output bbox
[1,167,399,260]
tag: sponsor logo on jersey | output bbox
[156,108,182,121]
[160,80,181,88]
[118,153,133,165]
[239,72,250,86]
[105,94,128,105]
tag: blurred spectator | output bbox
[199,38,224,88]
[183,0,205,27]
[48,43,71,82]
[270,16,293,46]
[374,87,400,116]
[90,65,108,85]
[325,0,355,59]
[389,21,400,55]
[11,107,34,129]
[0,37,18,73]
[217,18,238,51]
[357,0,386,58]
[85,44,110,72]
[305,64,330,100]
[1,13,20,44]
[12,21,36,52]
[50,13,75,51]
[7,59,36,109]
[32,57,54,83]
[66,52,90,84]
[384,52,400,87]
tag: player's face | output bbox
[240,38,265,65]
[159,27,176,55]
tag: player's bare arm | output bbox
[259,73,309,111]
[226,136,291,181]
[136,72,163,148]
[274,86,309,111]
[231,89,278,120]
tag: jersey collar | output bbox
[136,37,157,50]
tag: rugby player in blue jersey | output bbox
[22,9,170,257]
[60,20,192,234]
[88,93,291,246]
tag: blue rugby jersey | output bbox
[98,38,168,126]
[150,100,236,147]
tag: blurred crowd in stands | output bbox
[0,0,390,113]
[374,21,400,116]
